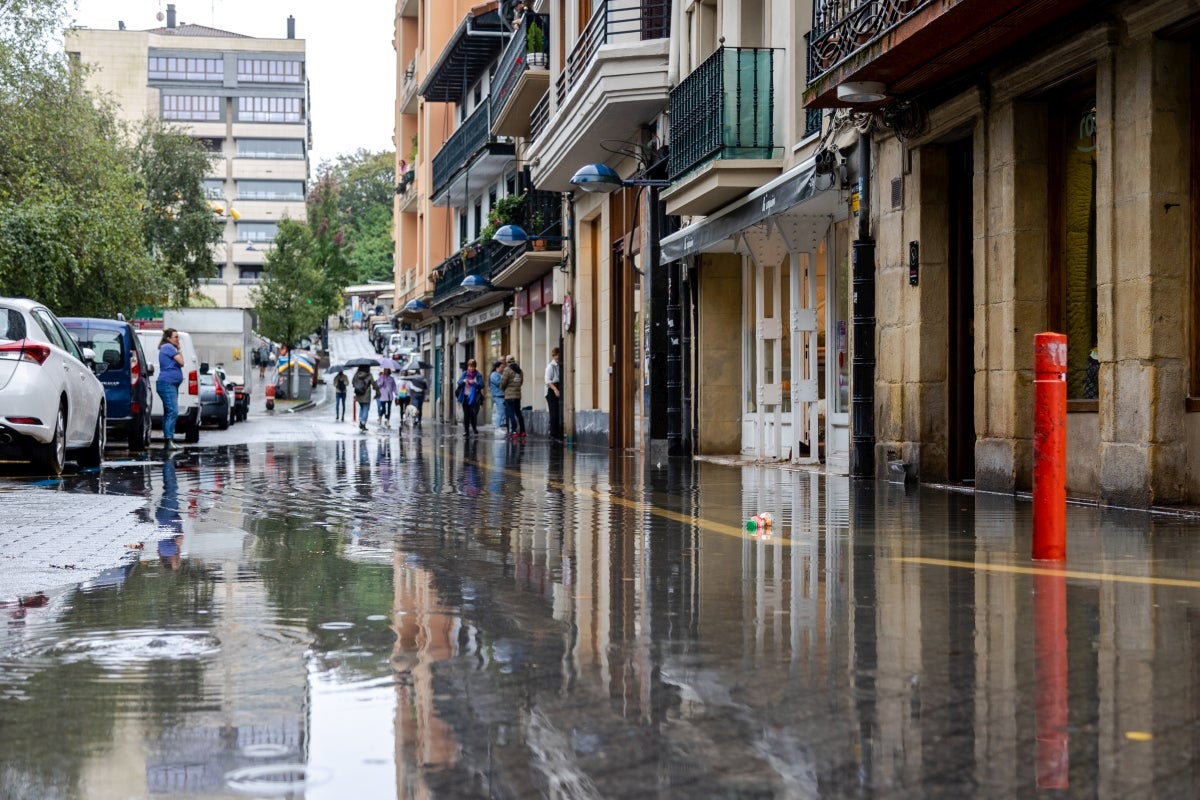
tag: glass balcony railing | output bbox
[668,46,781,181]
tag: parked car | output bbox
[222,371,250,423]
[0,298,107,474]
[197,369,230,430]
[137,329,202,443]
[61,317,155,451]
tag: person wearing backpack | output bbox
[351,366,377,432]
[333,370,349,421]
[500,355,526,438]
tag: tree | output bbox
[322,149,395,283]
[249,219,325,356]
[306,173,355,319]
[131,119,224,306]
[0,3,164,316]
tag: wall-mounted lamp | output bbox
[837,81,889,104]
[494,224,568,249]
[403,298,429,312]
[460,274,494,290]
[569,163,670,194]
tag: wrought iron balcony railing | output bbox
[490,13,549,131]
[554,0,670,107]
[807,0,925,85]
[431,100,495,198]
[431,238,522,304]
[668,46,781,181]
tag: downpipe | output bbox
[851,130,876,479]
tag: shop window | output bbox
[1190,45,1200,402]
[1047,87,1098,404]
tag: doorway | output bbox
[947,138,975,483]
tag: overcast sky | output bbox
[67,0,396,167]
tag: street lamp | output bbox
[404,298,429,312]
[569,161,683,457]
[460,274,494,289]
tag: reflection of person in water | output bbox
[155,458,184,570]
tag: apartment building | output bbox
[66,4,310,309]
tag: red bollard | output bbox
[1033,333,1067,561]
[1033,567,1069,788]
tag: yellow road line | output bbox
[893,556,1200,590]
[469,459,810,545]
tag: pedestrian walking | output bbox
[376,368,397,428]
[500,355,526,438]
[333,370,349,421]
[544,347,562,439]
[490,360,506,436]
[406,369,427,426]
[156,328,184,449]
[351,366,377,432]
[394,372,411,427]
[456,359,484,435]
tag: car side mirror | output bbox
[81,347,107,375]
[147,364,155,377]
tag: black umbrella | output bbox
[325,363,348,373]
[345,357,379,368]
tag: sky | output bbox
[66,0,396,167]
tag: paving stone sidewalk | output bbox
[0,489,159,602]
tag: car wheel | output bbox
[78,406,106,468]
[34,404,66,476]
[184,409,201,443]
[217,407,229,430]
[129,407,151,452]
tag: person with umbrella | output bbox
[500,354,526,438]
[376,368,397,429]
[406,369,427,426]
[332,367,349,421]
[351,365,377,432]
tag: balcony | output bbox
[804,0,1093,108]
[399,56,419,116]
[430,101,515,206]
[430,239,521,311]
[419,5,508,104]
[527,0,672,191]
[395,167,419,213]
[490,14,550,138]
[489,190,565,290]
[661,46,784,218]
[397,0,416,18]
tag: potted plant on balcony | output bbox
[526,21,547,69]
[529,210,548,251]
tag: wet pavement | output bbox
[2,355,1200,796]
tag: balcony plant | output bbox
[526,21,547,69]
[529,209,548,251]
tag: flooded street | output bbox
[2,430,1200,798]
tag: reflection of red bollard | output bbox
[1033,333,1067,561]
[1034,567,1069,789]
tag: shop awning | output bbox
[659,155,843,264]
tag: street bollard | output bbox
[1033,333,1067,561]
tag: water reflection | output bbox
[0,441,1199,797]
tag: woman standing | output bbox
[490,360,506,435]
[157,328,184,449]
[456,358,484,435]
[376,368,397,429]
[500,355,526,438]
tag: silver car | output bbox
[0,298,107,474]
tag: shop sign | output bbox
[466,302,505,328]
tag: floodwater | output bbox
[2,433,1200,798]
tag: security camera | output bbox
[506,308,516,317]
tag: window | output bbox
[195,137,223,153]
[236,180,305,200]
[235,138,305,159]
[237,222,279,242]
[238,265,264,281]
[149,56,224,81]
[202,179,224,200]
[237,96,303,123]
[1047,86,1098,402]
[236,59,303,83]
[163,95,221,121]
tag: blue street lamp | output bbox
[569,163,670,193]
[460,274,494,289]
[404,298,429,312]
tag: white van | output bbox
[387,330,418,356]
[138,329,202,443]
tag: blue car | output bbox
[61,317,155,451]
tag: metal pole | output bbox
[850,131,876,478]
[648,185,669,458]
[1033,332,1067,560]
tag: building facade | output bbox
[66,4,310,310]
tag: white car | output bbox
[0,298,107,474]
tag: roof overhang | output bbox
[489,249,562,290]
[419,3,510,104]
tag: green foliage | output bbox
[249,219,326,349]
[317,151,395,284]
[0,15,164,316]
[527,20,544,53]
[132,119,224,306]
